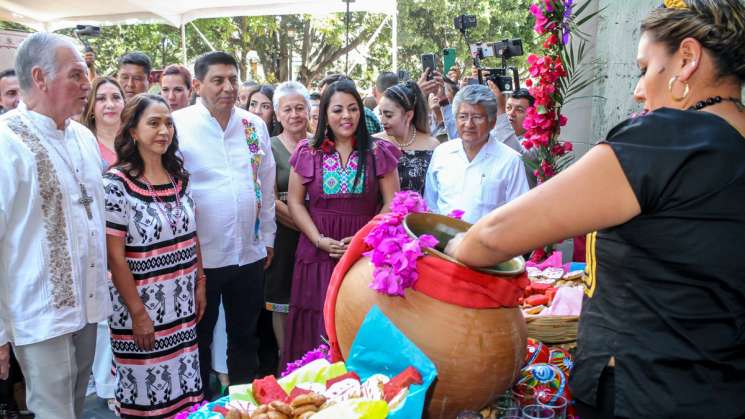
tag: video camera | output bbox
[454,15,524,93]
[73,25,101,53]
[469,39,523,92]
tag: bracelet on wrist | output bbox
[196,273,207,283]
[315,234,324,248]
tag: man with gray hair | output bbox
[0,32,111,418]
[424,84,529,223]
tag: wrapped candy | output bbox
[548,348,574,376]
[514,363,570,405]
[524,338,551,366]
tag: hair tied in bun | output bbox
[662,0,688,10]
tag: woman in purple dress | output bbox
[282,80,401,365]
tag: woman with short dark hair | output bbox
[104,94,206,417]
[160,64,192,111]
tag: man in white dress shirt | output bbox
[425,84,529,224]
[0,33,112,419]
[172,52,276,398]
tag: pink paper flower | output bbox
[280,344,331,377]
[365,192,439,296]
[447,209,465,220]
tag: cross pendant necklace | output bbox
[45,137,94,219]
[78,183,94,219]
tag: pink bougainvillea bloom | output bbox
[447,209,465,220]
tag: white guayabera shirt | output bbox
[0,102,112,346]
[172,100,276,269]
[424,136,530,224]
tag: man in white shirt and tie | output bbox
[425,84,529,224]
[172,52,276,399]
[0,33,112,419]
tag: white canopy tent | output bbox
[0,0,399,69]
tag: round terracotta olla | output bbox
[334,257,527,419]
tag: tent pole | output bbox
[344,0,352,73]
[190,21,216,52]
[181,24,187,64]
[392,0,398,72]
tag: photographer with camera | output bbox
[418,69,458,141]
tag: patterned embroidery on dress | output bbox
[116,366,138,404]
[145,365,173,405]
[242,118,263,242]
[141,284,166,324]
[7,116,77,309]
[322,152,365,194]
[173,275,195,318]
[132,201,163,244]
[178,352,201,395]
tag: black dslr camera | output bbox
[470,39,524,92]
[454,15,477,32]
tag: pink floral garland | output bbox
[174,401,208,419]
[281,344,332,377]
[363,192,462,297]
[522,0,575,183]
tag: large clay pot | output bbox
[334,257,527,419]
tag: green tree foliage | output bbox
[1,0,539,88]
[369,0,539,78]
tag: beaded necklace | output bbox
[142,174,182,231]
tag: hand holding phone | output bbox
[421,53,437,81]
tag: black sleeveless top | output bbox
[571,108,745,418]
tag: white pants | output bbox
[91,320,115,398]
[14,323,97,419]
[211,299,228,374]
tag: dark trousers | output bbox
[575,367,627,419]
[0,349,21,412]
[197,261,265,400]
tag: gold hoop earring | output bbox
[668,75,690,102]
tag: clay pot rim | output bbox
[403,212,526,277]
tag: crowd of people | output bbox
[0,0,744,418]
[0,29,535,419]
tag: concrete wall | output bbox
[561,0,658,159]
[589,0,658,143]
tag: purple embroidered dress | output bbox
[281,139,400,365]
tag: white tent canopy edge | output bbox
[0,0,399,70]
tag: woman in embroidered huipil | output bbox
[376,81,439,196]
[282,80,401,365]
[104,95,206,417]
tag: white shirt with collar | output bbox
[173,100,276,269]
[0,102,111,346]
[424,136,529,224]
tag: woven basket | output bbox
[525,315,579,347]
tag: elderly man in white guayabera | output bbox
[0,32,112,419]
